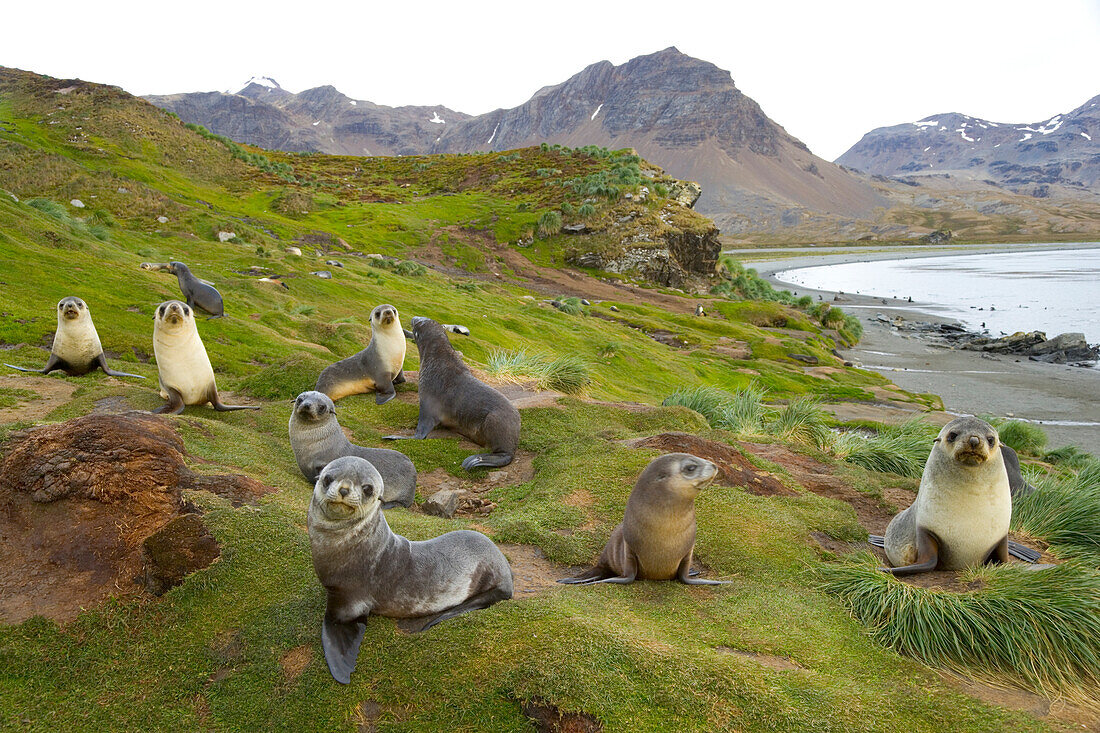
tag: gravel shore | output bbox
[733,244,1100,455]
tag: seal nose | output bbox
[969,435,980,448]
[338,485,350,498]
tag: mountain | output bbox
[146,78,470,157]
[145,49,886,234]
[837,95,1100,194]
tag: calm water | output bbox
[775,247,1100,343]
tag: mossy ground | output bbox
[0,68,1083,731]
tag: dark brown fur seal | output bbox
[308,456,513,683]
[384,316,519,470]
[559,453,726,585]
[143,262,224,318]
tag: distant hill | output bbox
[837,95,1100,195]
[146,48,887,235]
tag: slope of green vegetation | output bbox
[1,68,1097,731]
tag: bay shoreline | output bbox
[727,243,1100,455]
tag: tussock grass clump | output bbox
[1013,461,1100,564]
[553,296,584,316]
[536,210,562,238]
[771,398,832,449]
[818,556,1100,702]
[995,419,1048,454]
[1044,444,1096,470]
[237,352,330,400]
[662,384,771,437]
[835,419,937,477]
[484,350,591,394]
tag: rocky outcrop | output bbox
[566,216,719,288]
[0,413,273,622]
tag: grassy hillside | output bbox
[1,69,1097,732]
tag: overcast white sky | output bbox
[4,0,1099,160]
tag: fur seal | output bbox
[883,416,1011,575]
[143,262,224,318]
[151,300,259,414]
[559,453,726,585]
[1000,443,1036,498]
[5,297,144,378]
[316,304,407,404]
[289,390,416,509]
[308,456,513,683]
[384,316,519,470]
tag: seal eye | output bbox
[987,436,996,446]
[946,432,958,443]
[684,464,697,474]
[183,306,191,317]
[158,305,166,318]
[363,483,373,497]
[322,474,335,490]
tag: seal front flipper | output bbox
[985,536,1010,565]
[374,382,396,405]
[392,370,406,385]
[154,386,186,415]
[94,353,145,379]
[881,527,940,576]
[676,555,729,585]
[4,363,47,373]
[321,612,366,685]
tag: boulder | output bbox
[423,489,464,519]
[668,181,702,208]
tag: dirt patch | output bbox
[623,433,796,496]
[279,645,313,682]
[714,646,807,673]
[499,543,585,596]
[562,489,595,508]
[354,700,383,733]
[520,697,603,733]
[414,452,536,517]
[942,672,1100,730]
[0,413,274,623]
[0,374,78,423]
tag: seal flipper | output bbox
[392,370,406,385]
[210,391,261,411]
[399,586,513,633]
[4,363,48,374]
[985,536,1010,565]
[881,527,940,576]
[94,353,145,379]
[375,382,396,405]
[154,386,186,415]
[321,613,366,685]
[676,554,729,586]
[461,452,514,470]
[7,352,67,375]
[558,566,614,585]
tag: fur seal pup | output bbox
[383,316,519,470]
[559,453,727,585]
[5,297,144,378]
[143,261,224,318]
[289,391,416,508]
[151,300,259,414]
[316,304,407,404]
[308,456,513,683]
[883,416,1011,575]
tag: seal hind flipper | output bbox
[94,353,145,379]
[392,370,406,385]
[401,586,513,633]
[881,527,941,576]
[461,452,514,470]
[4,363,48,374]
[321,614,366,685]
[154,386,186,415]
[211,392,261,411]
[874,533,1040,563]
[375,382,396,405]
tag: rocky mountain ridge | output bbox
[837,95,1100,195]
[145,48,887,235]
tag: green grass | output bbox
[818,557,1100,706]
[835,419,938,477]
[484,350,592,394]
[1012,460,1100,564]
[994,420,1049,454]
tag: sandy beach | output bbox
[730,243,1100,455]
